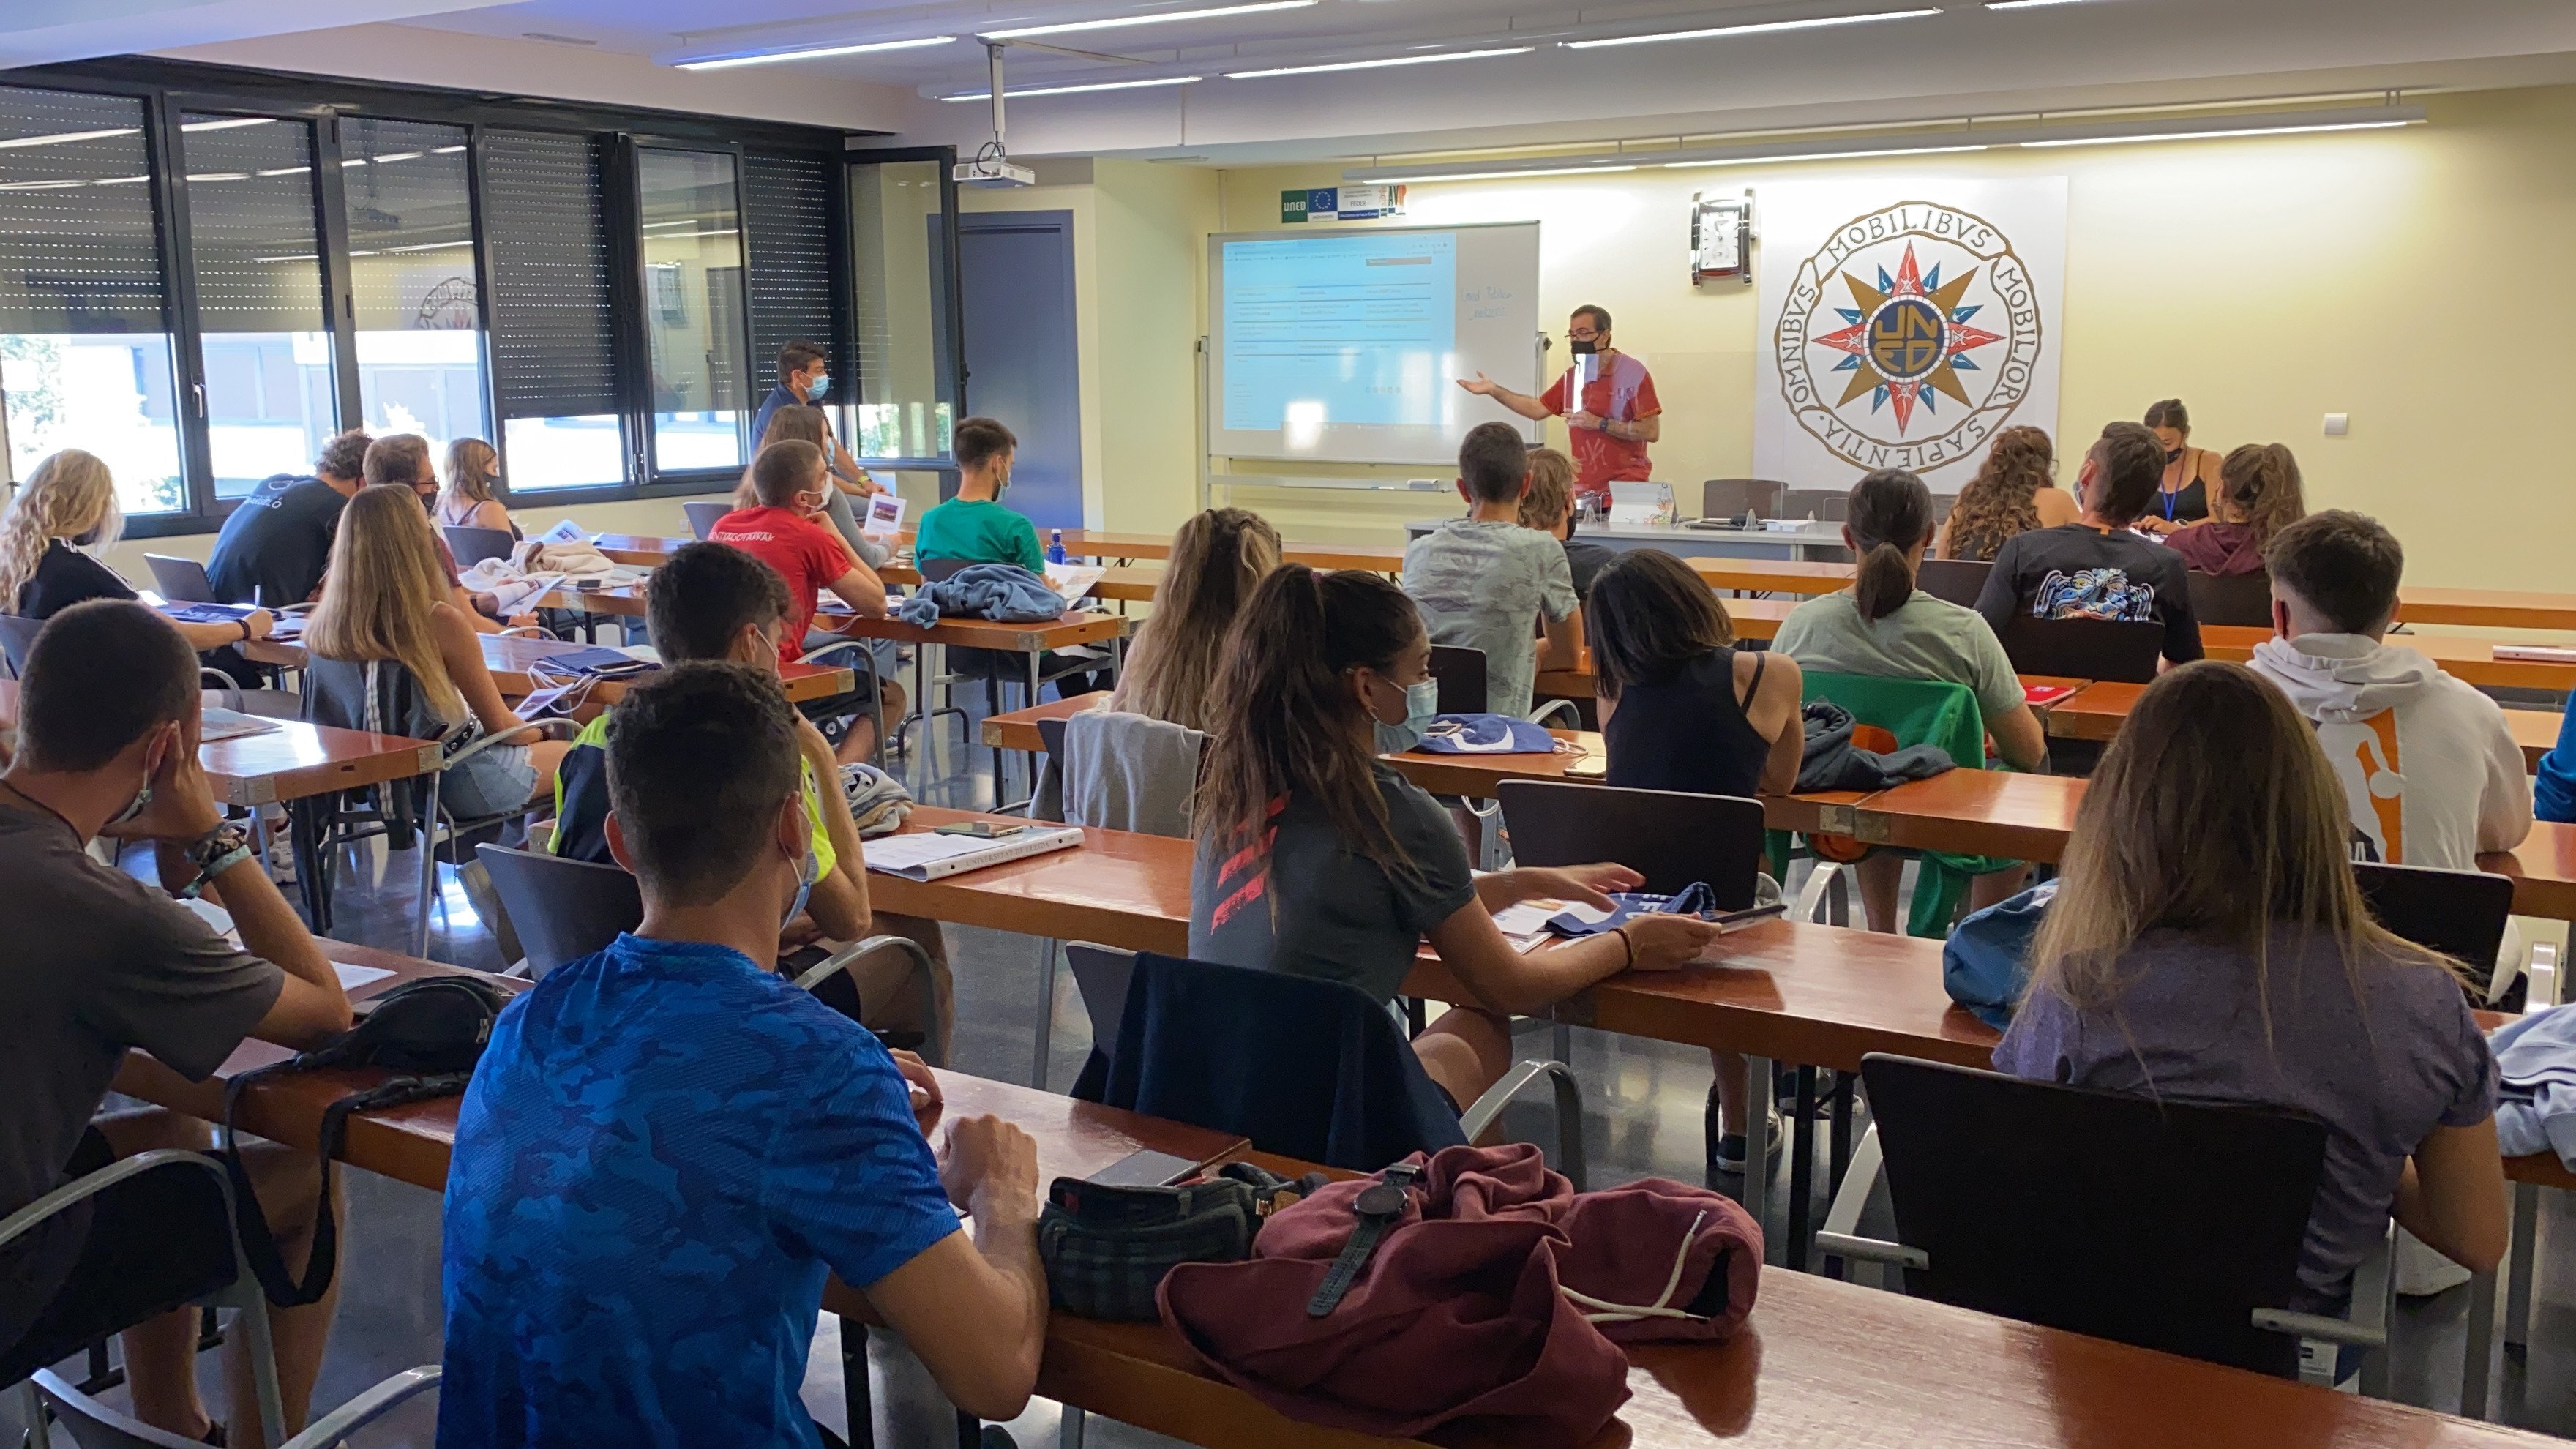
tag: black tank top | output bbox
[1603,648,1772,799]
[2156,465,2210,525]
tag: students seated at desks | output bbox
[1106,506,1282,731]
[546,542,953,1055]
[1778,468,2048,929]
[433,438,519,540]
[1517,447,1616,601]
[914,415,1045,575]
[2165,442,2304,577]
[364,434,528,634]
[1995,661,2506,1317]
[305,487,572,819]
[1587,549,1801,1172]
[206,428,368,609]
[2248,510,2529,870]
[1973,421,2205,667]
[439,663,1045,1445]
[0,602,353,1446]
[735,403,885,566]
[2135,397,2225,536]
[1933,424,2079,562]
[1403,422,1581,719]
[710,440,898,763]
[0,449,273,654]
[1188,566,1718,1111]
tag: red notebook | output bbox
[2023,684,2077,707]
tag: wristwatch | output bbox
[177,821,254,899]
[1307,1161,1421,1317]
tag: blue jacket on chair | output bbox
[891,564,1065,627]
[1070,952,1467,1172]
[2539,707,2576,825]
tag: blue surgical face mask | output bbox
[806,372,831,398]
[1371,676,1442,755]
[782,834,821,929]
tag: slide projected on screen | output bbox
[1223,232,1455,432]
[1205,221,1541,466]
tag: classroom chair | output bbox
[3,1150,291,1448]
[475,843,641,978]
[1821,1054,2392,1390]
[0,613,36,678]
[141,555,219,605]
[1497,779,1767,909]
[2185,568,2276,629]
[441,525,517,569]
[1779,487,1849,523]
[681,501,731,540]
[1427,644,1489,716]
[1914,558,1991,608]
[1997,615,2162,684]
[1070,948,1586,1183]
[1700,479,1787,521]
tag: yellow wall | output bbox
[1040,84,2576,591]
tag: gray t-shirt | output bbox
[1774,588,2026,725]
[0,800,282,1338]
[1402,519,1578,719]
[1188,765,1478,1006]
[1993,928,2496,1311]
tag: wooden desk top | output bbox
[588,532,689,567]
[2052,683,2564,772]
[529,580,649,617]
[2201,627,2576,692]
[479,634,853,706]
[0,682,441,809]
[1688,558,1857,596]
[2395,587,2576,633]
[817,607,1127,653]
[1055,530,1407,574]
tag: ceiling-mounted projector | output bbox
[953,154,1036,188]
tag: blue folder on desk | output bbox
[528,647,656,678]
[165,602,258,624]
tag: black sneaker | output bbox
[1710,1109,1786,1175]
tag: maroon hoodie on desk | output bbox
[1158,1142,1761,1444]
[2165,520,2267,576]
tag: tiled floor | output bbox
[11,700,2575,1446]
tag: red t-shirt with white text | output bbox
[708,506,847,665]
[1538,351,1660,503]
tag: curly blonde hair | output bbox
[0,450,122,610]
[1944,426,2055,561]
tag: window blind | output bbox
[481,130,618,421]
[741,150,839,397]
[0,86,165,334]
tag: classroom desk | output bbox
[1409,517,1853,564]
[2201,626,2576,693]
[2052,682,2566,771]
[588,531,689,567]
[242,631,855,713]
[1055,529,1407,574]
[0,682,439,809]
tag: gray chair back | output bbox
[1065,942,1137,1061]
[143,554,218,603]
[2185,568,2275,629]
[1915,558,1991,608]
[0,613,40,676]
[1427,645,1489,716]
[475,844,642,977]
[443,525,517,568]
[682,501,731,540]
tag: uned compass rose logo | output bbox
[1774,200,2044,475]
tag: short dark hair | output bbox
[316,429,372,482]
[1457,421,1530,503]
[777,340,826,384]
[648,542,790,663]
[605,662,802,907]
[749,439,825,508]
[954,416,1017,472]
[2266,509,2404,634]
[362,434,433,490]
[1571,304,1611,334]
[2089,421,2164,525]
[1587,550,1734,698]
[18,600,198,772]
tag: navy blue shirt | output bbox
[749,384,799,453]
[438,934,959,1448]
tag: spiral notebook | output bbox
[864,826,1082,880]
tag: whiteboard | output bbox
[1205,221,1542,466]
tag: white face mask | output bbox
[1368,674,1442,755]
[782,834,820,929]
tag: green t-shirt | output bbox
[915,495,1044,573]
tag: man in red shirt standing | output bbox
[708,439,894,763]
[1456,304,1660,514]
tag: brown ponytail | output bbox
[1847,468,1934,623]
[1197,566,1425,879]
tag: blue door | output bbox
[951,210,1083,531]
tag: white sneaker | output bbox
[2393,1227,2474,1297]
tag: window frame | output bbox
[2,59,867,530]
[626,135,760,494]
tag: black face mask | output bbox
[2165,447,2184,465]
[1570,338,1599,356]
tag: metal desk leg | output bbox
[839,1314,874,1449]
[1786,1066,1816,1272]
[2463,1266,2498,1419]
[1742,1055,1776,1257]
[909,643,932,796]
[1827,1073,1856,1197]
[2506,1180,2539,1349]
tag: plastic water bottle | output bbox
[1046,529,1067,566]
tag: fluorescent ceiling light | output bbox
[184,172,250,182]
[179,117,276,132]
[0,179,88,191]
[94,175,149,186]
[1663,143,1988,168]
[370,151,422,163]
[941,75,1204,100]
[987,1,1314,40]
[0,127,138,150]
[1985,0,2110,8]
[1563,7,1941,48]
[1359,164,1639,184]
[677,34,954,70]
[2019,119,2415,147]
[257,166,305,177]
[432,146,467,154]
[1225,47,1530,78]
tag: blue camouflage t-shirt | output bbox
[437,934,959,1448]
